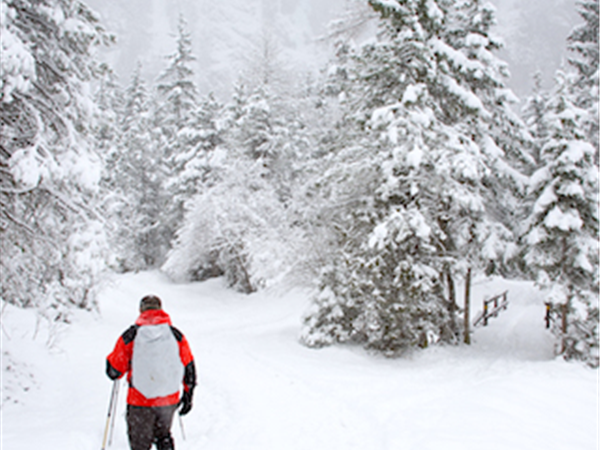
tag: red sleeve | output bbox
[106,326,136,379]
[178,334,196,391]
[178,334,194,367]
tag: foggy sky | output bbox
[87,0,581,102]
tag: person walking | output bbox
[106,295,196,450]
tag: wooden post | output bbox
[561,303,568,354]
[483,301,489,326]
[545,303,551,329]
[561,303,568,333]
[464,267,471,344]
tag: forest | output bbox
[1,0,598,368]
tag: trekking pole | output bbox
[108,378,120,446]
[101,380,119,450]
[178,414,186,441]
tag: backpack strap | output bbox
[122,325,139,344]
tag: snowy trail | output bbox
[1,271,598,450]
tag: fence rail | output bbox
[473,291,509,327]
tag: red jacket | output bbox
[106,309,196,407]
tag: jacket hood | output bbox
[135,309,172,326]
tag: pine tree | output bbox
[242,28,288,94]
[522,72,599,367]
[162,86,280,293]
[164,43,314,292]
[301,0,532,354]
[522,72,552,164]
[1,0,113,313]
[154,15,199,248]
[170,93,224,209]
[155,15,198,142]
[567,0,599,153]
[229,82,309,200]
[94,63,123,155]
[103,64,169,270]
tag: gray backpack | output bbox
[131,324,184,399]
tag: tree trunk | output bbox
[464,267,472,345]
[447,269,456,306]
[561,302,569,354]
[446,269,459,339]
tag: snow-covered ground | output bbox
[2,271,598,449]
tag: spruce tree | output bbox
[155,15,198,140]
[154,15,199,249]
[520,0,599,367]
[94,63,123,151]
[522,72,599,367]
[170,93,224,207]
[302,0,532,354]
[567,0,599,153]
[521,73,552,164]
[103,64,169,270]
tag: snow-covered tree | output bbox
[164,90,273,291]
[102,64,170,271]
[517,0,599,368]
[163,152,298,293]
[154,15,199,244]
[228,83,312,202]
[155,16,198,140]
[567,0,599,153]
[521,73,552,164]
[169,93,224,209]
[93,63,123,154]
[1,0,113,313]
[242,28,289,94]
[301,0,532,354]
[521,71,599,367]
[164,48,315,293]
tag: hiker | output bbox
[106,295,196,450]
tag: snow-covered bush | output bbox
[163,153,298,293]
[164,70,315,293]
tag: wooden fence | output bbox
[473,291,509,327]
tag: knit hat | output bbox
[140,295,162,312]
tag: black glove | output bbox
[106,360,121,381]
[179,389,193,416]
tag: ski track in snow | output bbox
[1,271,598,450]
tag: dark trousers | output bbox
[126,404,177,450]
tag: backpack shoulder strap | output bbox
[122,325,139,345]
[170,326,183,342]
